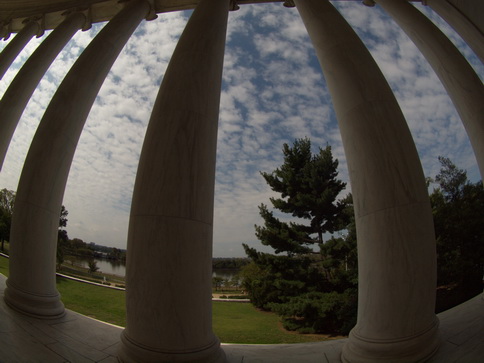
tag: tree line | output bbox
[240,138,483,336]
[0,188,14,252]
[212,257,250,270]
[0,192,126,270]
[55,207,127,272]
[429,156,484,311]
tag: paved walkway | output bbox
[0,273,120,362]
[0,273,482,362]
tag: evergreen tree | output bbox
[242,138,356,335]
[255,138,347,254]
[430,157,484,308]
[319,194,358,289]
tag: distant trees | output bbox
[57,205,69,269]
[58,237,126,262]
[59,205,68,230]
[87,259,99,274]
[0,190,68,257]
[108,247,122,260]
[55,208,126,271]
[212,258,250,270]
[0,189,127,271]
[212,276,224,291]
[211,259,247,292]
[242,138,357,335]
[430,157,484,307]
[0,188,15,252]
[211,274,242,293]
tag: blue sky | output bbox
[0,2,482,257]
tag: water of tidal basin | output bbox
[76,257,237,280]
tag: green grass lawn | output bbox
[56,276,127,327]
[0,255,332,344]
[0,254,8,277]
[213,301,325,344]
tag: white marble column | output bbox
[0,21,40,80]
[426,0,484,64]
[293,0,439,362]
[376,0,484,179]
[4,0,149,319]
[0,12,86,171]
[118,0,228,361]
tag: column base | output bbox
[3,279,65,319]
[118,331,226,363]
[341,317,440,363]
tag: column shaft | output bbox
[377,0,484,178]
[426,0,484,64]
[294,0,439,362]
[0,12,86,171]
[118,0,228,361]
[0,21,40,80]
[4,0,149,319]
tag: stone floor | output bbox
[0,273,482,362]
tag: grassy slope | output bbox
[213,301,325,344]
[0,256,329,344]
[0,254,8,277]
[56,276,127,327]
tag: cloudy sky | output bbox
[0,1,482,257]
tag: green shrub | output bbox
[269,289,357,335]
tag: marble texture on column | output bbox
[4,0,149,319]
[426,0,484,64]
[0,12,86,171]
[118,0,228,362]
[0,21,40,80]
[294,0,439,362]
[376,0,484,179]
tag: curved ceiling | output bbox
[0,0,287,35]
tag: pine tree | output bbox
[242,138,357,335]
[255,137,347,254]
